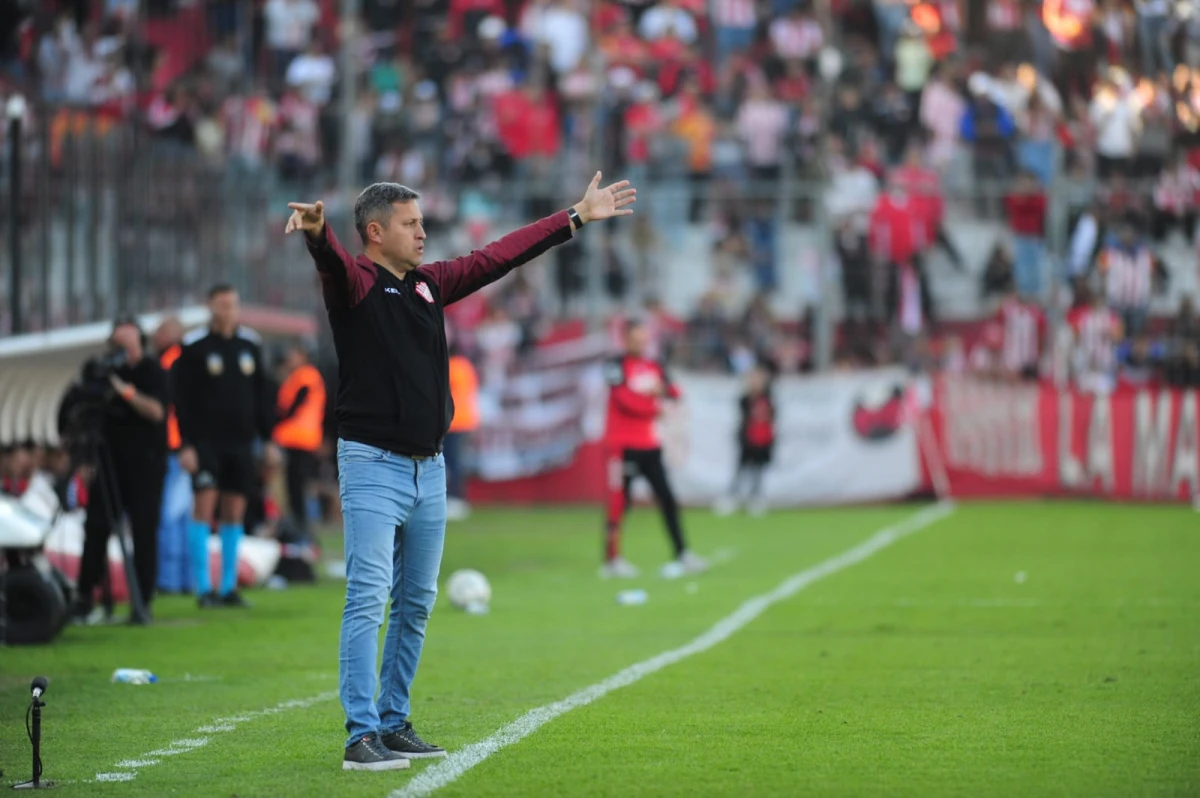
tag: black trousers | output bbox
[284,447,317,532]
[78,445,165,608]
[606,447,687,559]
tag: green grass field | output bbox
[1,501,1198,797]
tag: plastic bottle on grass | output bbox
[616,589,648,606]
[112,669,158,685]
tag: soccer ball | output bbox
[446,569,491,614]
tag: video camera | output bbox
[57,348,130,459]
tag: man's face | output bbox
[154,319,182,351]
[209,290,240,330]
[285,348,306,372]
[625,324,649,357]
[110,323,142,359]
[371,201,426,270]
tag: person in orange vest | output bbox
[446,341,479,522]
[153,316,194,594]
[273,342,327,536]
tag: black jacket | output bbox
[305,211,574,456]
[172,326,276,448]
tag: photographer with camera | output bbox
[67,316,168,626]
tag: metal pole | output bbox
[38,110,51,330]
[7,94,25,334]
[338,0,360,206]
[586,53,608,331]
[812,47,844,372]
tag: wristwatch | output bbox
[567,208,583,231]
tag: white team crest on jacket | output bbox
[207,353,224,376]
[415,282,434,304]
[239,351,256,375]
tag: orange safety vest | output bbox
[448,355,480,433]
[274,364,326,452]
[160,344,182,451]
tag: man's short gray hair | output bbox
[354,183,420,243]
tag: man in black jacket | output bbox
[172,285,278,609]
[285,173,636,771]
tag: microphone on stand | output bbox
[13,676,53,790]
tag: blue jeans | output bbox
[1013,235,1045,298]
[1017,140,1055,187]
[443,432,468,500]
[337,439,447,747]
[1138,14,1173,76]
[157,454,194,593]
[715,26,755,62]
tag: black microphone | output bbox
[30,676,47,700]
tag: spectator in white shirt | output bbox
[263,0,320,87]
[525,0,589,74]
[769,6,824,64]
[639,0,699,44]
[736,80,790,181]
[1089,80,1141,178]
[286,40,338,106]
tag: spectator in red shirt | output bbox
[893,144,963,270]
[1004,170,1048,298]
[871,175,937,329]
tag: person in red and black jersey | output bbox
[602,319,707,580]
[716,365,776,516]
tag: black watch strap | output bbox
[567,208,583,231]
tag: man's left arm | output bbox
[420,211,575,306]
[421,172,636,306]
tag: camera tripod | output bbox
[73,435,151,626]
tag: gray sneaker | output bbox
[381,721,447,759]
[343,733,411,771]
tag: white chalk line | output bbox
[92,691,337,783]
[390,502,956,798]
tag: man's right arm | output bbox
[304,222,376,310]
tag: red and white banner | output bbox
[924,376,1200,502]
[470,332,610,484]
[468,367,924,507]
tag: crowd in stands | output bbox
[4,0,1200,393]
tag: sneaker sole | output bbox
[342,759,411,771]
[392,750,447,759]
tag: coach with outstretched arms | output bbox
[286,173,636,772]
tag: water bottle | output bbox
[615,589,648,606]
[111,669,158,685]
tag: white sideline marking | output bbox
[391,502,956,798]
[92,691,336,783]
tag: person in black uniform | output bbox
[172,285,278,608]
[69,316,168,625]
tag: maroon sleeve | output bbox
[305,222,377,309]
[419,211,573,306]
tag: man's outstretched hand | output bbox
[573,172,636,226]
[285,201,325,237]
